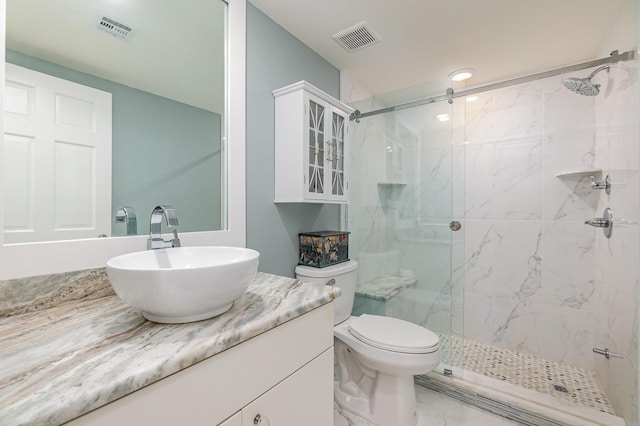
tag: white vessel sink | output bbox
[106,246,260,323]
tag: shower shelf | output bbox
[555,169,602,178]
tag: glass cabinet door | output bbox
[330,111,346,197]
[307,99,325,195]
[301,92,349,203]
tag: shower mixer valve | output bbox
[590,175,611,194]
[585,207,613,239]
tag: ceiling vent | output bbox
[94,14,136,41]
[332,21,381,53]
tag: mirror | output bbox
[0,0,246,280]
[3,0,227,244]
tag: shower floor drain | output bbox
[553,384,569,393]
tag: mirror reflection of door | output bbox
[4,63,112,243]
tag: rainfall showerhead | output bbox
[562,65,610,96]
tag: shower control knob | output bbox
[590,174,612,194]
[584,207,613,239]
[254,414,270,425]
[449,220,462,231]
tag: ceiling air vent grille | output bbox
[332,21,381,53]
[95,15,136,41]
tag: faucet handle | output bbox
[148,205,180,250]
[116,206,138,236]
[115,206,136,223]
[590,175,611,194]
[152,205,179,227]
[163,205,179,227]
[584,207,613,239]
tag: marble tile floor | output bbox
[439,334,614,415]
[334,384,523,425]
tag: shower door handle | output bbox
[449,220,462,231]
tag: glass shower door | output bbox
[348,93,463,375]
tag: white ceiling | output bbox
[6,0,226,114]
[249,0,637,99]
[6,1,636,112]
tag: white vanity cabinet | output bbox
[240,349,332,425]
[66,303,334,426]
[274,81,354,204]
[219,412,241,426]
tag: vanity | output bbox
[0,271,335,425]
[0,0,336,423]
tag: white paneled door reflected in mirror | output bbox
[3,0,227,243]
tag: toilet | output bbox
[295,260,441,426]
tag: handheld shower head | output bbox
[562,65,610,96]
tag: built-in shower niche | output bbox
[377,182,406,214]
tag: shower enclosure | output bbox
[346,53,639,425]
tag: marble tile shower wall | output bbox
[459,73,603,370]
[593,62,639,424]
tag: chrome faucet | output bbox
[147,205,181,250]
[115,206,137,236]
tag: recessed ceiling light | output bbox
[449,68,475,82]
[466,95,479,102]
[436,113,450,122]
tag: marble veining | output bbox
[0,268,113,317]
[0,272,333,426]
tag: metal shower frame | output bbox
[350,49,636,122]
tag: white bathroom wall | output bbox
[593,60,639,425]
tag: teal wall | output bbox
[246,4,342,277]
[6,50,222,236]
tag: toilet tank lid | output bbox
[348,314,440,354]
[295,260,358,278]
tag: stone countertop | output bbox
[0,272,333,426]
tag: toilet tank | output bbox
[295,260,358,325]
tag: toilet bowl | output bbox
[295,260,441,426]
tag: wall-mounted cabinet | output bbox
[274,81,354,204]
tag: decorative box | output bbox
[298,231,350,268]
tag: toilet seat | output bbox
[347,314,439,354]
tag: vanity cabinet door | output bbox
[241,348,333,426]
[219,412,242,426]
